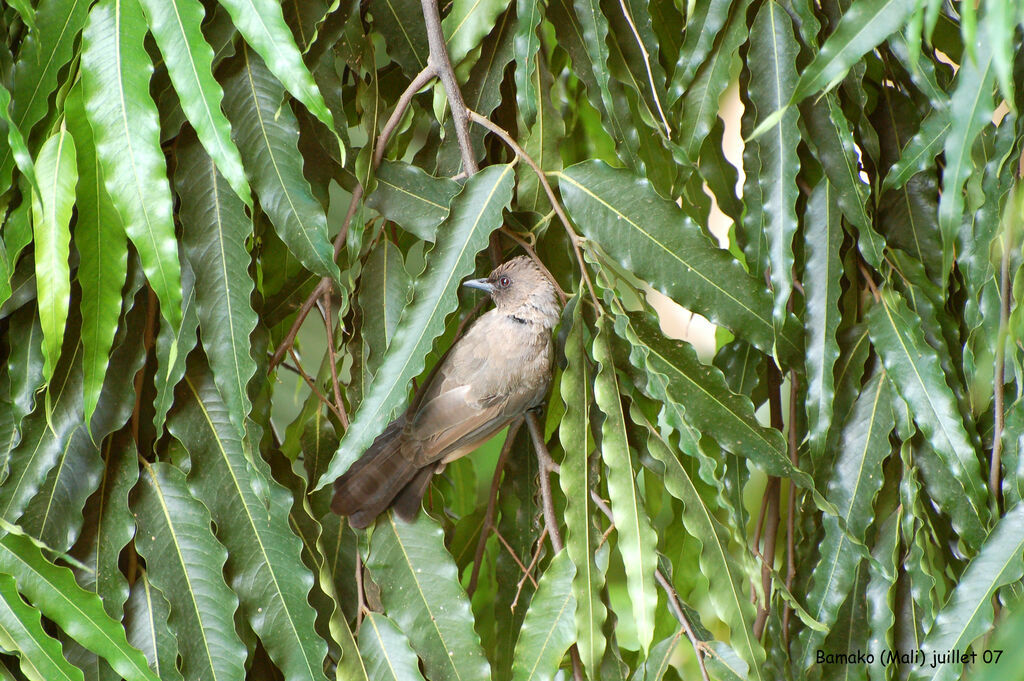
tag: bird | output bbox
[332,255,562,529]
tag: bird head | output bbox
[463,256,561,328]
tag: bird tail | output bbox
[331,424,420,529]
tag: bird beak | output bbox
[463,278,495,293]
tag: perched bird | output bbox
[332,256,561,528]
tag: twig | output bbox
[468,421,521,596]
[526,411,562,551]
[466,110,602,312]
[269,278,331,371]
[288,348,346,423]
[512,527,549,610]
[373,66,437,168]
[319,294,349,430]
[355,551,366,632]
[782,372,799,645]
[857,259,881,302]
[990,205,1014,512]
[420,0,477,175]
[492,527,539,588]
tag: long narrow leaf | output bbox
[81,0,183,331]
[366,513,492,681]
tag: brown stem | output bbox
[467,110,601,312]
[783,372,799,646]
[288,348,346,423]
[373,65,437,168]
[319,294,349,430]
[420,0,477,175]
[468,421,521,596]
[269,278,331,371]
[512,527,549,609]
[492,527,539,587]
[989,207,1014,513]
[526,411,563,551]
[132,285,159,449]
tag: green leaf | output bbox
[0,0,90,190]
[0,321,83,525]
[366,512,492,681]
[131,462,247,681]
[803,180,843,463]
[137,0,251,206]
[30,123,76,383]
[357,239,412,380]
[593,317,658,654]
[152,256,199,436]
[215,0,340,154]
[0,533,160,681]
[634,414,766,681]
[221,46,340,281]
[612,310,801,488]
[0,574,83,681]
[123,573,183,681]
[557,160,802,367]
[511,550,576,681]
[70,439,139,626]
[791,0,916,104]
[667,0,733,103]
[938,24,995,279]
[513,0,544,127]
[867,509,900,681]
[747,1,800,326]
[0,82,38,195]
[880,108,949,193]
[366,161,461,243]
[174,134,258,439]
[909,502,1024,681]
[866,288,988,548]
[319,163,514,487]
[368,0,429,76]
[796,372,894,668]
[442,0,512,66]
[675,0,751,163]
[358,613,427,681]
[800,93,882,268]
[557,302,606,676]
[81,0,183,332]
[64,83,128,429]
[168,371,329,681]
[516,58,564,214]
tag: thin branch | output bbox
[319,294,349,429]
[782,372,799,646]
[288,348,347,423]
[512,528,549,610]
[373,65,437,168]
[269,278,331,371]
[420,0,477,175]
[990,205,1014,512]
[492,527,539,588]
[526,411,562,551]
[466,110,602,311]
[468,421,521,596]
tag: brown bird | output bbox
[332,256,562,528]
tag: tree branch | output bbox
[420,0,478,175]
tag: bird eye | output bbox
[498,276,511,288]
